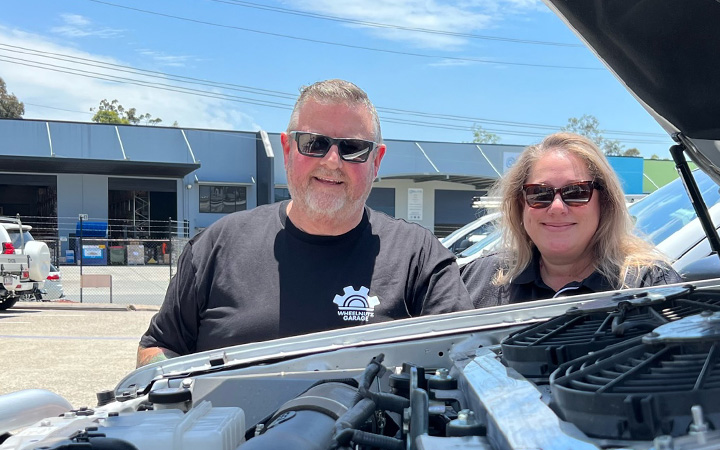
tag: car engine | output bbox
[1,286,719,450]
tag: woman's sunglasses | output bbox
[522,180,603,209]
[290,131,377,163]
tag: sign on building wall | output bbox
[503,152,522,172]
[408,188,423,221]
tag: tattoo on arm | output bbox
[136,346,180,368]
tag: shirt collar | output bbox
[510,247,613,292]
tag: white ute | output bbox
[0,217,51,310]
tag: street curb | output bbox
[127,304,161,312]
[13,301,160,312]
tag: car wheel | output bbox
[0,297,18,311]
[19,293,39,301]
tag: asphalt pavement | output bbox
[0,302,159,409]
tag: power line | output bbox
[0,53,670,145]
[210,0,585,48]
[0,56,294,110]
[1,44,666,137]
[24,103,94,116]
[86,0,603,71]
[0,43,298,101]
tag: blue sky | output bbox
[0,0,676,158]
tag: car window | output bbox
[458,229,502,258]
[6,230,35,248]
[447,221,497,254]
[629,169,720,245]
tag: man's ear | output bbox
[280,132,291,166]
[373,144,386,178]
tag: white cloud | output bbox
[60,14,91,27]
[50,13,124,38]
[0,26,259,132]
[137,49,195,68]
[428,58,478,67]
[283,0,543,50]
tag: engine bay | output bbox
[2,285,719,450]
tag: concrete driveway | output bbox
[0,302,158,409]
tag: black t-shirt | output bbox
[140,201,472,354]
[461,250,683,308]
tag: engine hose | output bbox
[349,429,404,450]
[360,388,409,413]
[244,378,359,441]
[329,398,378,449]
[335,398,377,430]
[241,382,358,450]
[352,354,386,405]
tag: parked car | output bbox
[42,264,64,300]
[629,169,720,275]
[3,2,720,450]
[440,212,500,255]
[0,219,50,310]
[3,223,37,250]
[455,228,502,267]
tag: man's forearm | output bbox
[136,346,180,368]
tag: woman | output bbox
[461,132,681,308]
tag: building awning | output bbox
[0,155,200,178]
[378,140,510,189]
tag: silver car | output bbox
[42,264,65,301]
[18,264,64,301]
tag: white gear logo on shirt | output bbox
[333,286,380,322]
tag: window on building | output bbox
[274,187,291,202]
[199,185,247,213]
[434,189,486,238]
[367,187,395,216]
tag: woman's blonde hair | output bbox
[493,132,663,287]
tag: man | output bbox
[137,79,472,367]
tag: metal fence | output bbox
[51,237,190,306]
[12,215,192,306]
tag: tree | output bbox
[650,154,660,160]
[623,147,641,157]
[0,77,25,119]
[562,114,624,156]
[471,124,501,144]
[90,99,162,126]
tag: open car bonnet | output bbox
[545,0,720,180]
[4,2,720,450]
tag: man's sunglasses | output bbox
[522,180,603,209]
[290,131,377,163]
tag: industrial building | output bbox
[1,118,671,259]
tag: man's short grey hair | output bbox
[286,79,382,143]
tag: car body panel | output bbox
[42,265,64,300]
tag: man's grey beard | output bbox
[286,163,375,222]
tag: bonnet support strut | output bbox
[669,142,720,259]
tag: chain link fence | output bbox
[14,215,192,306]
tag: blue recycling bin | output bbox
[76,221,109,266]
[76,221,108,238]
[81,243,108,265]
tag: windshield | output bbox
[442,213,500,255]
[629,169,720,245]
[458,229,502,258]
